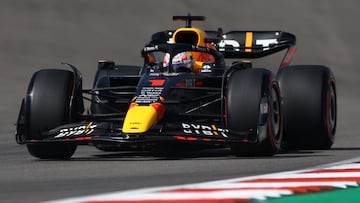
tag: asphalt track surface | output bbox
[0,1,359,202]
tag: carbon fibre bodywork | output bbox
[15,15,336,158]
[15,43,278,150]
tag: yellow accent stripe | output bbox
[211,125,217,131]
[211,125,218,136]
[245,32,253,52]
[84,122,93,134]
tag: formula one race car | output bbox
[15,15,337,159]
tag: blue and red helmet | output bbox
[163,52,194,73]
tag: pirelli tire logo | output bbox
[55,122,97,138]
[181,123,228,137]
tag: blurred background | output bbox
[1,0,359,142]
[0,1,359,202]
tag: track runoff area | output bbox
[45,158,360,203]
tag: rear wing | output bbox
[148,30,297,67]
[206,31,296,58]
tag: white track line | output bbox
[44,157,360,203]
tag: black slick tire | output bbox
[25,69,78,159]
[227,68,282,156]
[277,65,336,150]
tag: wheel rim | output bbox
[328,83,336,134]
[271,87,281,142]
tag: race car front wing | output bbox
[16,121,256,147]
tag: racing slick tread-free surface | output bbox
[277,65,337,150]
[227,68,282,156]
[25,69,77,159]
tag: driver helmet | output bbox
[163,52,194,73]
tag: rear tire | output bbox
[25,69,78,159]
[227,68,282,156]
[277,65,336,150]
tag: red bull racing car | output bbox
[15,15,337,159]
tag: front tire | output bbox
[226,68,282,156]
[25,69,79,159]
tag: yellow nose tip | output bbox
[122,105,162,133]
